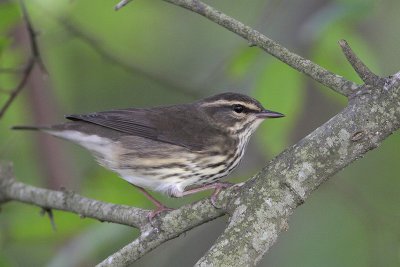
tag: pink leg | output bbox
[179,182,234,207]
[131,184,173,220]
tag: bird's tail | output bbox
[11,125,50,131]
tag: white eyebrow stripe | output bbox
[200,100,261,110]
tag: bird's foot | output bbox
[178,182,244,208]
[210,182,236,208]
[129,184,174,223]
[147,204,174,222]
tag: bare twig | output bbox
[116,0,358,96]
[4,1,400,266]
[40,207,57,231]
[164,0,359,96]
[99,1,400,265]
[0,161,227,257]
[0,164,150,228]
[0,1,46,119]
[20,0,46,73]
[52,15,202,98]
[0,58,35,119]
[339,39,381,86]
[115,0,133,10]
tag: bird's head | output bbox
[197,92,284,135]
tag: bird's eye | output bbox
[232,104,244,113]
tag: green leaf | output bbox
[253,59,305,156]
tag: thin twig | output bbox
[3,1,399,266]
[115,0,133,10]
[19,0,46,73]
[339,39,381,86]
[0,161,227,248]
[52,15,202,98]
[0,1,46,119]
[0,167,150,228]
[40,207,57,231]
[116,0,358,96]
[0,59,35,119]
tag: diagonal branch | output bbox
[0,161,227,260]
[165,0,359,95]
[97,200,226,266]
[4,1,400,266]
[19,0,46,72]
[0,58,35,119]
[0,1,45,119]
[115,0,134,10]
[194,72,400,266]
[50,14,202,98]
[339,39,381,86]
[3,71,400,265]
[93,69,400,266]
[116,0,358,96]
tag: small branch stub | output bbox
[339,39,381,86]
[115,0,133,10]
[4,2,400,267]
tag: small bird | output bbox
[13,92,284,218]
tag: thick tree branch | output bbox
[3,1,399,266]
[194,73,400,266]
[97,200,226,266]
[0,161,227,265]
[96,70,400,266]
[3,69,400,266]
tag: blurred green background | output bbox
[1,0,399,266]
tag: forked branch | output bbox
[2,1,400,266]
[339,39,381,86]
[116,0,358,97]
[0,1,45,119]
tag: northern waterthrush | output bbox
[13,92,284,217]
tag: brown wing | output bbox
[66,105,221,151]
[66,109,158,140]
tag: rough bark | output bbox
[195,73,400,266]
[1,0,399,266]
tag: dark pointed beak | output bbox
[257,109,285,118]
